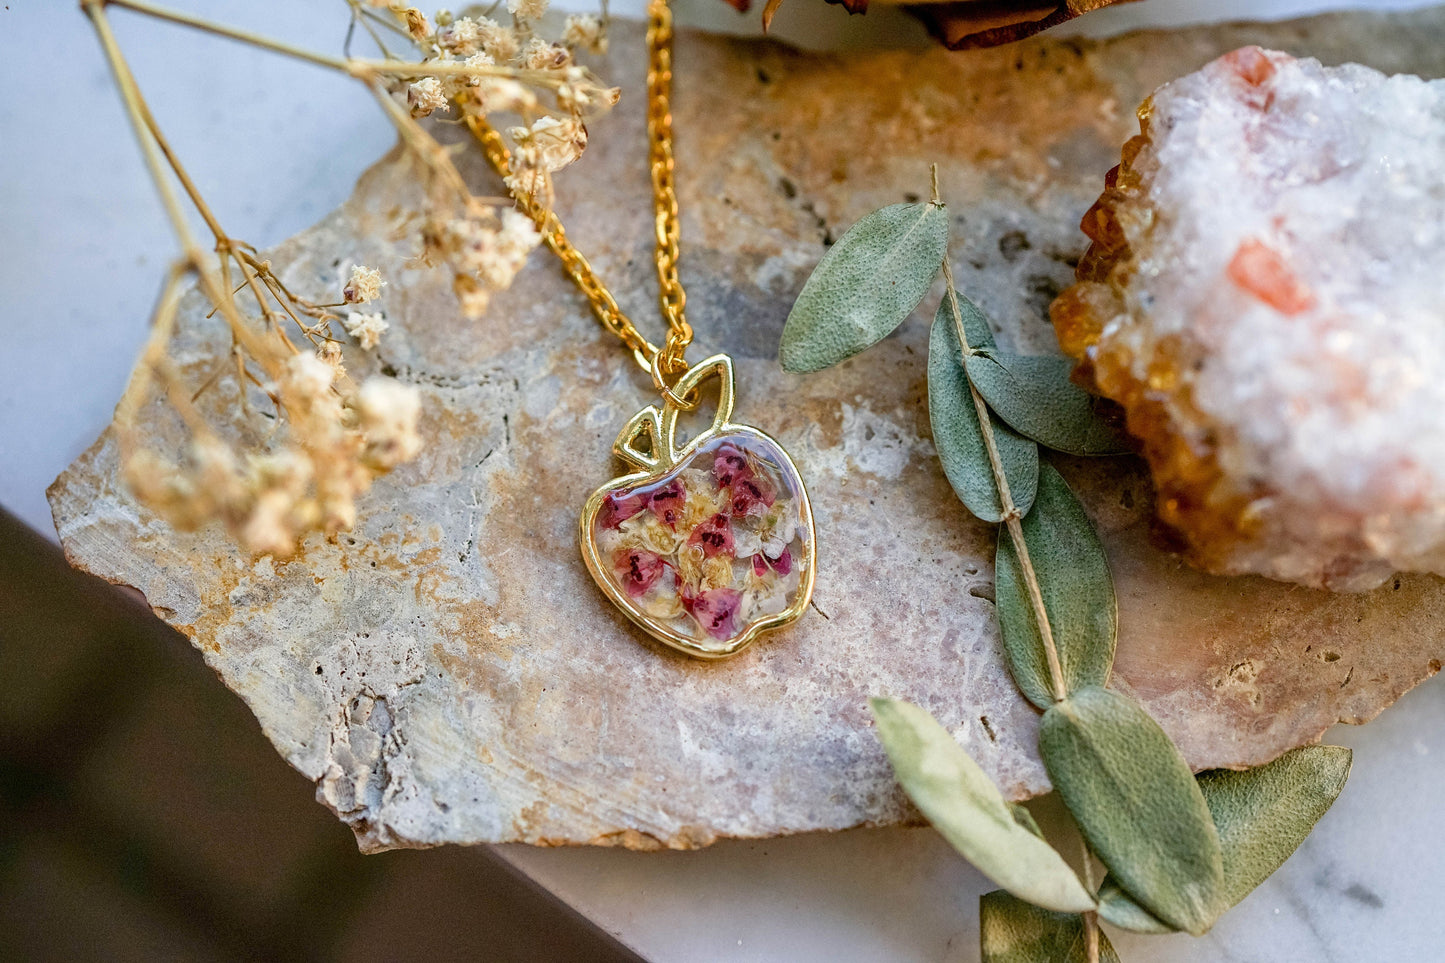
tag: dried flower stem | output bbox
[105,0,353,72]
[105,0,594,89]
[1077,835,1101,963]
[933,170,1068,704]
[366,76,473,203]
[83,0,281,373]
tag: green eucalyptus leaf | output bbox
[928,297,1039,523]
[995,463,1116,710]
[779,202,950,372]
[947,287,997,351]
[1009,803,1044,839]
[964,353,1131,456]
[870,698,1096,914]
[980,891,1121,963]
[1097,745,1353,934]
[1096,881,1174,934]
[1039,686,1226,935]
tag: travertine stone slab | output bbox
[50,8,1445,851]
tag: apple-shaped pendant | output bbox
[580,355,816,659]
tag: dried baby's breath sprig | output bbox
[85,0,617,556]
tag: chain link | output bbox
[465,0,692,389]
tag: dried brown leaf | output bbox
[910,0,1138,50]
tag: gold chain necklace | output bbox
[465,0,815,659]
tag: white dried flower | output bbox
[393,5,431,41]
[507,0,548,19]
[465,77,538,116]
[343,264,385,304]
[453,275,491,319]
[440,208,540,291]
[343,311,389,351]
[520,38,570,71]
[562,14,606,54]
[437,16,483,56]
[556,80,620,115]
[280,351,335,402]
[498,208,541,258]
[504,152,551,208]
[248,448,314,497]
[475,17,520,64]
[316,340,346,376]
[509,115,587,173]
[357,377,423,469]
[462,51,495,84]
[191,436,247,509]
[241,490,299,557]
[408,76,450,117]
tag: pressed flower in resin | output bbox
[590,434,809,648]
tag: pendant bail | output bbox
[650,348,697,410]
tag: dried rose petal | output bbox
[599,490,648,529]
[689,512,735,558]
[682,587,743,640]
[614,547,665,598]
[648,479,686,530]
[713,444,753,489]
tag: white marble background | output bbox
[4,0,1443,958]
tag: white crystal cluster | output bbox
[1087,48,1445,590]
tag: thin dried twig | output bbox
[933,166,1068,703]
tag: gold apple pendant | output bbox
[468,0,814,657]
[581,356,815,658]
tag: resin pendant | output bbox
[580,355,816,659]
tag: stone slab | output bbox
[49,7,1445,850]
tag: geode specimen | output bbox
[1052,47,1445,591]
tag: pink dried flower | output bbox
[600,489,648,529]
[689,513,734,558]
[729,474,775,518]
[751,547,793,578]
[648,479,686,530]
[615,547,665,598]
[713,444,752,488]
[682,587,743,640]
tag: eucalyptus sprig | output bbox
[778,170,1352,962]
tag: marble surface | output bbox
[501,673,1445,961]
[6,0,1445,958]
